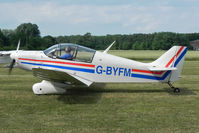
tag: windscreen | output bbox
[44,43,96,63]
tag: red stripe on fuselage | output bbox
[132,46,184,75]
[132,69,163,75]
[18,58,95,68]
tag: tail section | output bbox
[150,46,187,82]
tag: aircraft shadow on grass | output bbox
[163,87,196,96]
[57,86,196,104]
[57,87,103,104]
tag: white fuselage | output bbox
[14,50,174,84]
[8,45,187,95]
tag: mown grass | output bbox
[0,50,199,133]
[109,50,199,61]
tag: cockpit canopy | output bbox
[44,43,96,63]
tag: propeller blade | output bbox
[8,40,20,75]
[8,59,15,75]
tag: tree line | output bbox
[0,23,198,51]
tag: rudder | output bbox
[150,46,187,82]
[169,46,187,82]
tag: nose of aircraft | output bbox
[9,51,20,74]
[10,52,18,60]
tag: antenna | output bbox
[16,39,21,52]
[103,41,116,54]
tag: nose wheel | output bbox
[168,82,180,93]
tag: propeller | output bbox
[9,40,20,75]
[8,59,15,75]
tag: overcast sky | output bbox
[0,0,199,36]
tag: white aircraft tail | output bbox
[150,46,187,82]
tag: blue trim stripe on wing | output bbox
[21,62,95,73]
[131,47,187,80]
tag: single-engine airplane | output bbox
[7,41,187,94]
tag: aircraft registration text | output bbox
[96,65,131,77]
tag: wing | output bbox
[0,54,12,64]
[32,68,93,86]
[0,50,16,56]
[0,50,19,64]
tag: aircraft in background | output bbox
[0,41,21,64]
[5,41,187,94]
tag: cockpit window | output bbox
[44,43,96,63]
[75,46,95,62]
[59,44,76,60]
[44,45,58,57]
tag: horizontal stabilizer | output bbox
[0,50,17,55]
[0,55,12,64]
[148,66,177,71]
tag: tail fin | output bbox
[150,46,187,82]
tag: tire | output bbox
[174,88,180,93]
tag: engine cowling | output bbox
[32,80,66,94]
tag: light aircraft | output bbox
[5,41,187,94]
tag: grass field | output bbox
[109,50,199,61]
[0,50,199,133]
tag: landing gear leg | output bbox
[168,82,180,93]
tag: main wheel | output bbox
[174,88,180,93]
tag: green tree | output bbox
[15,23,40,48]
[27,37,42,50]
[132,41,145,50]
[42,35,56,49]
[0,38,3,50]
[80,32,93,48]
[0,29,8,49]
[1,29,14,37]
[56,36,68,44]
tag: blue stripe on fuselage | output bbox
[131,71,171,80]
[21,62,95,73]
